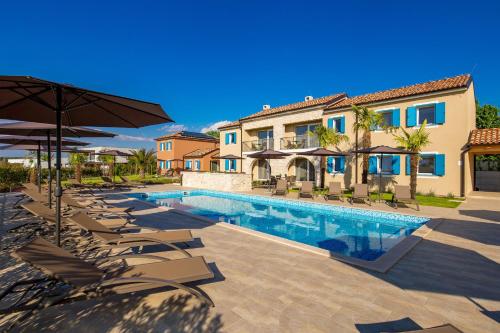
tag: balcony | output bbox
[242,139,274,152]
[280,135,319,150]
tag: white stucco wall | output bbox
[181,171,252,192]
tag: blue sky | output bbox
[1,0,499,156]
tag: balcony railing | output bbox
[242,139,274,152]
[280,135,319,150]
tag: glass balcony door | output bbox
[295,124,319,148]
[258,130,273,150]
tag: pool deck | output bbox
[1,184,499,332]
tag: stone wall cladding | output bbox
[181,171,252,192]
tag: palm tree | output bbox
[98,154,114,177]
[308,125,349,187]
[352,105,384,184]
[393,120,431,199]
[130,148,155,179]
[69,153,88,183]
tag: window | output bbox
[369,155,400,175]
[418,155,435,174]
[195,160,200,170]
[159,160,165,169]
[225,132,237,145]
[226,159,237,171]
[257,130,273,149]
[327,156,345,173]
[380,111,393,128]
[328,116,346,133]
[418,105,436,125]
[166,160,171,169]
[257,159,269,179]
[185,160,192,170]
[380,155,393,174]
[295,158,315,181]
[159,143,165,151]
[166,142,172,150]
[295,123,320,148]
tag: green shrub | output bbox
[0,166,29,192]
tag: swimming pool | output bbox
[129,190,428,261]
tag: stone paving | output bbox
[0,184,499,332]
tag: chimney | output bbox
[263,104,271,110]
[305,96,314,101]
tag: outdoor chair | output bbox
[61,193,135,217]
[299,181,314,199]
[0,237,214,324]
[392,185,420,211]
[272,179,288,196]
[325,182,343,201]
[67,211,194,254]
[100,176,129,189]
[350,184,371,205]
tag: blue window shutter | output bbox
[339,116,345,133]
[405,155,411,175]
[368,156,378,174]
[338,156,345,173]
[392,109,400,127]
[435,154,445,176]
[231,159,236,170]
[160,161,164,169]
[435,102,446,124]
[225,133,230,145]
[392,155,400,175]
[406,107,417,127]
[225,159,229,171]
[327,157,333,173]
[327,118,333,129]
[233,132,237,144]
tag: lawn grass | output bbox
[62,175,180,187]
[288,187,463,208]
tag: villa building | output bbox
[218,74,485,196]
[155,131,219,174]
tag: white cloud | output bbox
[160,124,188,133]
[201,120,231,133]
[116,134,155,142]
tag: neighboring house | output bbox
[219,74,483,196]
[155,131,219,174]
[183,147,220,172]
[80,146,135,164]
[7,158,70,168]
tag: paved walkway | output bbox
[0,185,499,332]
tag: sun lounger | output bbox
[0,237,214,321]
[350,184,371,205]
[21,188,49,204]
[120,175,146,188]
[299,181,314,199]
[325,182,343,201]
[392,185,420,211]
[272,179,288,196]
[67,211,194,255]
[101,176,129,189]
[400,324,464,333]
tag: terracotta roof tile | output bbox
[184,148,219,158]
[469,128,500,145]
[326,74,471,110]
[241,93,346,121]
[218,120,240,130]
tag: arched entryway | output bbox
[288,157,315,182]
[251,158,271,180]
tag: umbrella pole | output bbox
[379,153,383,203]
[113,156,116,183]
[37,141,41,193]
[55,86,62,247]
[46,131,52,209]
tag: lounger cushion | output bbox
[13,238,103,287]
[115,256,213,284]
[121,230,194,243]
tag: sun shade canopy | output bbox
[247,149,291,159]
[0,76,173,127]
[0,144,91,153]
[93,149,132,157]
[298,148,348,156]
[0,135,88,146]
[215,154,244,159]
[0,121,115,137]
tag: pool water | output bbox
[129,190,428,261]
